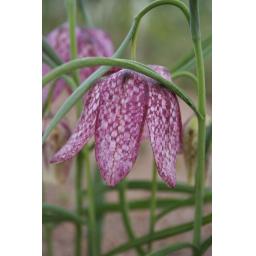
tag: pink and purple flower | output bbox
[50,65,182,187]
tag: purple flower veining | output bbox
[50,65,182,187]
[43,24,114,104]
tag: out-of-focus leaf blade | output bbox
[200,235,212,254]
[172,35,212,73]
[102,214,212,256]
[147,242,196,256]
[42,38,63,66]
[43,204,85,225]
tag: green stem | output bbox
[42,0,200,145]
[83,147,97,256]
[42,53,77,92]
[147,242,196,256]
[43,204,85,224]
[131,0,190,61]
[82,192,211,214]
[45,225,54,256]
[103,214,212,256]
[78,0,94,27]
[172,71,198,88]
[200,235,212,254]
[147,161,157,251]
[118,181,145,255]
[189,0,206,253]
[65,0,80,85]
[75,152,84,256]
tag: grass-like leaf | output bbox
[172,35,212,73]
[102,214,212,256]
[43,204,85,225]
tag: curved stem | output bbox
[172,71,198,88]
[189,0,207,253]
[131,0,190,59]
[83,147,97,256]
[41,58,199,144]
[42,0,198,144]
[118,181,145,255]
[42,53,77,92]
[147,161,157,252]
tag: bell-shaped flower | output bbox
[43,117,73,183]
[50,66,182,187]
[43,23,114,104]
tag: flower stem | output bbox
[75,152,84,256]
[83,146,97,256]
[65,0,80,85]
[45,225,54,256]
[147,161,157,252]
[118,180,145,255]
[189,0,206,253]
[78,0,94,27]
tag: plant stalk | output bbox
[84,147,97,256]
[65,0,80,85]
[147,161,157,251]
[75,152,84,256]
[189,0,206,254]
[118,181,145,255]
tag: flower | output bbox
[43,23,114,104]
[50,65,182,187]
[43,117,73,183]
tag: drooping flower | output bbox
[50,65,182,187]
[43,117,73,183]
[43,23,114,104]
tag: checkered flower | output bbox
[43,23,114,104]
[50,66,182,187]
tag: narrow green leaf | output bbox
[82,192,211,214]
[87,180,211,194]
[42,57,199,143]
[43,204,85,225]
[42,38,63,66]
[147,242,196,256]
[200,235,212,254]
[172,35,212,73]
[102,214,212,256]
[205,121,212,156]
[156,192,211,221]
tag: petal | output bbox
[50,83,101,163]
[95,70,148,186]
[146,67,182,187]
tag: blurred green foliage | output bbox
[43,0,211,99]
